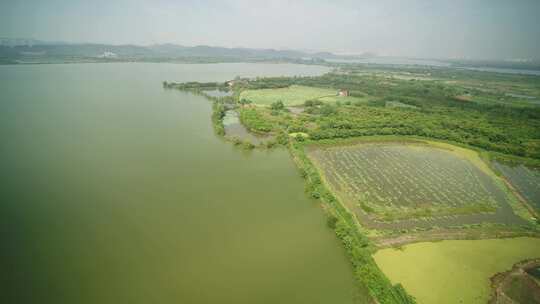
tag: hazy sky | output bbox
[2,0,540,59]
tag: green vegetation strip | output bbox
[373,237,540,304]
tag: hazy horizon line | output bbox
[3,37,539,62]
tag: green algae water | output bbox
[0,63,360,304]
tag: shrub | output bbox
[242,141,255,150]
[270,100,285,111]
[305,99,323,107]
[276,132,289,145]
[326,214,339,229]
[320,104,337,116]
[265,140,277,149]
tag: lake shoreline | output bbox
[179,69,540,303]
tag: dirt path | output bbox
[372,228,540,248]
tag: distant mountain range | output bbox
[3,38,538,71]
[0,38,375,64]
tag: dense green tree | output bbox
[270,100,285,111]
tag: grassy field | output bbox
[373,237,540,304]
[239,85,337,106]
[307,140,509,221]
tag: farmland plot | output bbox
[308,142,508,221]
[239,85,336,106]
[493,161,540,210]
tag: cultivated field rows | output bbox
[494,161,540,210]
[314,144,499,207]
[309,143,508,221]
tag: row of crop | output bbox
[315,148,496,206]
[289,141,416,304]
[305,136,540,224]
[319,166,496,222]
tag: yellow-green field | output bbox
[373,237,540,304]
[239,85,337,106]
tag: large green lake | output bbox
[0,63,359,303]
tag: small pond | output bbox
[223,110,272,145]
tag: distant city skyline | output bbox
[2,0,540,60]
